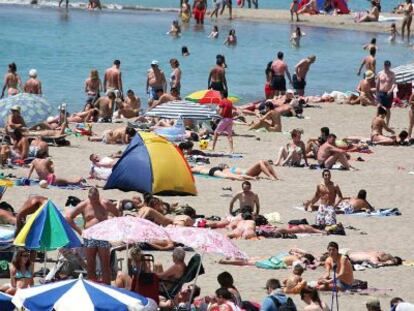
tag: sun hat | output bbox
[151,60,159,66]
[29,69,37,77]
[10,105,21,112]
[365,70,375,80]
[286,89,294,95]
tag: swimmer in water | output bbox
[224,29,237,46]
[291,26,306,47]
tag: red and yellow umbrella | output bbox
[185,89,240,104]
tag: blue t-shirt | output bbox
[260,290,293,311]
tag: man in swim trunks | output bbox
[1,63,22,98]
[104,59,123,98]
[208,57,227,95]
[193,0,207,24]
[94,91,116,121]
[15,195,48,236]
[27,157,84,186]
[212,93,235,153]
[229,181,260,216]
[304,169,343,226]
[294,55,316,96]
[376,60,396,126]
[317,134,351,170]
[66,187,120,284]
[270,51,292,96]
[318,242,354,291]
[227,212,257,239]
[146,60,167,106]
[357,47,376,76]
[23,69,42,95]
[371,106,396,145]
[249,101,282,132]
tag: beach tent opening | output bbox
[104,132,196,196]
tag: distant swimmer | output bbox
[88,0,102,10]
[224,29,237,46]
[290,26,305,47]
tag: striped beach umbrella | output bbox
[0,93,53,128]
[185,89,240,104]
[12,274,156,311]
[392,63,414,83]
[0,292,14,311]
[14,200,81,251]
[145,100,220,120]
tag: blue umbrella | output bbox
[0,292,14,311]
[0,93,54,127]
[12,275,155,311]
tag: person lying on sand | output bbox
[317,133,351,170]
[275,128,308,167]
[345,250,402,267]
[137,205,195,227]
[371,106,396,145]
[27,157,85,186]
[89,153,117,169]
[227,212,258,239]
[88,127,136,144]
[191,161,279,181]
[248,101,282,132]
[336,189,375,214]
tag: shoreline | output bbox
[0,2,402,34]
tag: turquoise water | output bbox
[0,5,412,111]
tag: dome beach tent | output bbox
[104,132,196,195]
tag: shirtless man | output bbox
[357,47,376,76]
[353,70,376,106]
[27,157,84,186]
[317,134,351,170]
[248,101,282,132]
[5,105,26,135]
[376,60,396,126]
[208,57,227,95]
[346,250,402,267]
[146,60,167,106]
[227,212,257,239]
[103,60,123,97]
[150,87,181,109]
[229,181,260,216]
[89,127,136,144]
[2,128,29,161]
[66,187,120,284]
[371,106,396,145]
[304,169,343,215]
[23,69,42,95]
[317,242,354,291]
[1,63,22,98]
[117,89,140,118]
[137,206,194,227]
[94,91,115,121]
[294,55,316,96]
[270,51,292,96]
[15,196,48,235]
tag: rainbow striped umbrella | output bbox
[14,200,81,251]
[185,89,240,104]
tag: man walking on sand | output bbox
[66,187,120,284]
[104,59,123,98]
[212,92,235,153]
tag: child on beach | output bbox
[212,92,235,153]
[224,29,237,46]
[290,0,300,21]
[283,262,307,294]
[389,23,399,42]
[209,25,219,38]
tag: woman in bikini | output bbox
[0,250,34,295]
[357,1,380,22]
[1,63,22,98]
[401,0,413,42]
[275,129,308,167]
[169,59,181,94]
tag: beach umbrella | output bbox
[165,227,248,259]
[82,216,170,243]
[185,89,240,104]
[392,63,414,83]
[12,274,156,311]
[104,132,197,195]
[0,93,53,128]
[145,100,220,120]
[0,292,14,311]
[14,200,82,251]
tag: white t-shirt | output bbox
[396,303,414,311]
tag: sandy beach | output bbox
[1,100,413,309]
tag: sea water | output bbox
[0,5,412,111]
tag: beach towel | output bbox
[348,208,401,217]
[18,179,88,190]
[309,163,345,170]
[255,252,288,270]
[378,15,404,22]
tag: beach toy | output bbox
[39,180,48,189]
[335,139,348,149]
[199,139,209,150]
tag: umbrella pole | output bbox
[44,251,47,278]
[123,243,129,274]
[187,252,204,309]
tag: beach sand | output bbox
[1,101,413,309]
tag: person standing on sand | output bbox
[23,69,42,95]
[293,55,316,96]
[66,187,120,285]
[208,57,228,95]
[104,59,123,98]
[212,92,235,153]
[357,47,376,76]
[376,60,396,126]
[270,51,292,96]
[1,63,22,98]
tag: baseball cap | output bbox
[11,105,21,112]
[151,60,159,66]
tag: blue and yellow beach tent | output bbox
[104,132,197,195]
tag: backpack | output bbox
[269,295,297,311]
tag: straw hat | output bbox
[365,70,375,80]
[10,105,21,112]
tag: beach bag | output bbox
[269,296,297,311]
[351,279,368,290]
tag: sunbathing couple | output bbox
[89,126,136,144]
